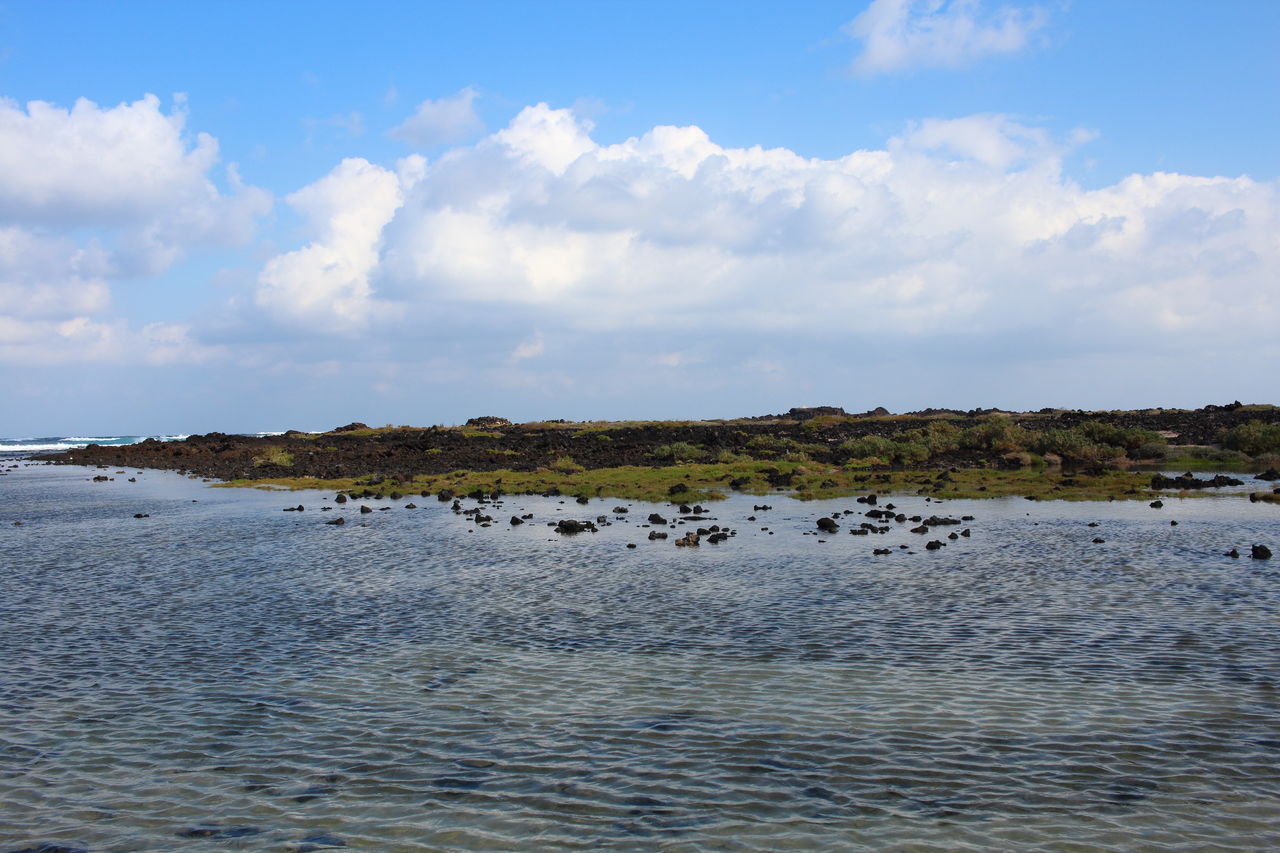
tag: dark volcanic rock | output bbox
[1150,473,1244,490]
[465,416,511,428]
[555,519,597,535]
[816,517,839,532]
[1252,545,1273,560]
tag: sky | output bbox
[1,0,1277,434]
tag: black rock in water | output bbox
[555,519,597,535]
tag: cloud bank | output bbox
[846,0,1048,76]
[248,104,1276,373]
[3,94,1275,416]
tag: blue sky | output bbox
[1,0,1277,434]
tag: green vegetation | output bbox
[651,441,707,462]
[216,457,1222,505]
[1220,420,1280,456]
[831,417,1166,469]
[1156,445,1255,472]
[251,447,295,468]
[460,429,503,439]
[550,455,585,473]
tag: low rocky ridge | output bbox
[44,403,1280,486]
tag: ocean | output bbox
[1,456,1278,851]
[0,433,292,455]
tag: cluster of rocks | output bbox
[811,505,974,551]
[1150,472,1245,490]
[1225,545,1272,560]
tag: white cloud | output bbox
[0,94,270,366]
[390,87,484,148]
[0,226,110,319]
[244,103,1277,408]
[254,157,411,333]
[0,94,268,241]
[509,332,545,361]
[846,0,1048,76]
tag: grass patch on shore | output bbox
[213,460,1211,504]
[251,447,295,468]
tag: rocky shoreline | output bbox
[39,403,1280,502]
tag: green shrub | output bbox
[896,421,962,455]
[838,435,899,460]
[1220,420,1280,455]
[1134,441,1169,459]
[961,417,1030,453]
[1077,420,1165,452]
[652,441,707,462]
[252,447,294,468]
[551,455,584,473]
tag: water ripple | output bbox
[1,463,1278,850]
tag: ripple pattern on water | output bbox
[1,463,1278,851]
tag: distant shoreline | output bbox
[40,404,1280,503]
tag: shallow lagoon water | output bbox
[1,461,1278,851]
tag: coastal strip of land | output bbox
[44,403,1280,504]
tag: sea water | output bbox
[1,460,1278,851]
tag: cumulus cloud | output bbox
[846,0,1048,76]
[390,86,484,148]
[254,156,412,333]
[243,103,1277,409]
[0,94,270,365]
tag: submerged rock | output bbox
[555,519,597,535]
